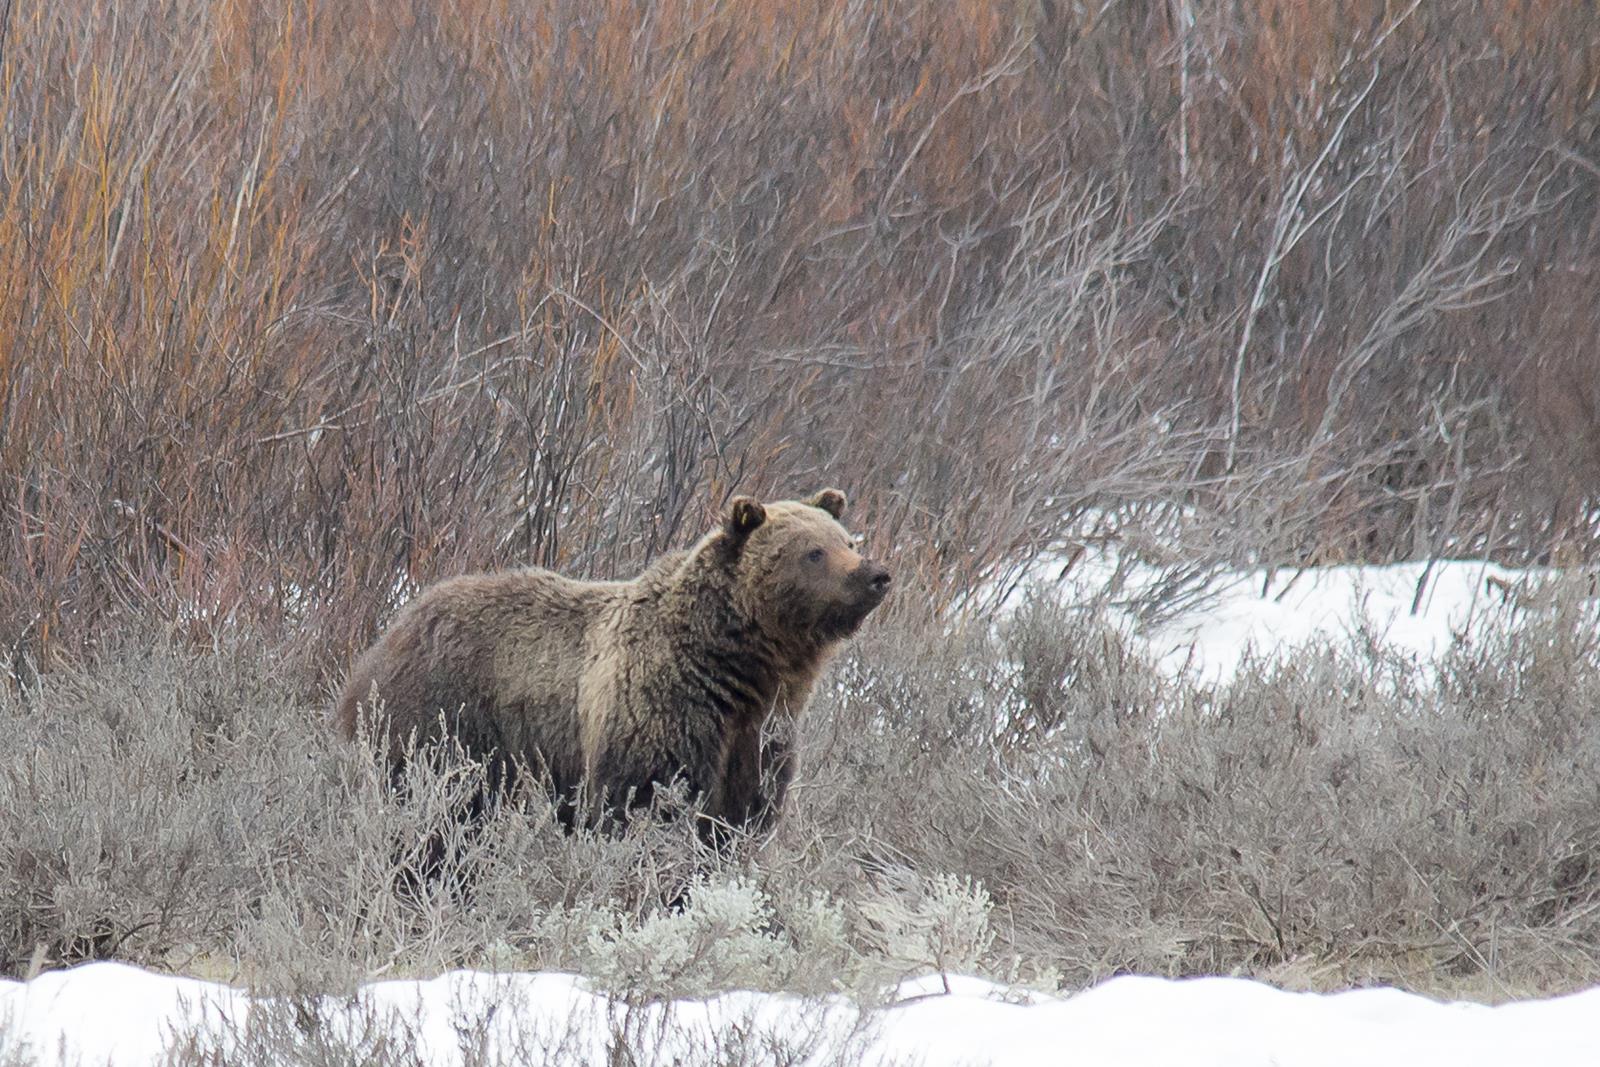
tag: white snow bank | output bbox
[4,962,1598,1067]
[1143,559,1539,683]
[1011,554,1550,683]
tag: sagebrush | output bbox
[3,578,1598,999]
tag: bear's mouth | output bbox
[816,583,889,640]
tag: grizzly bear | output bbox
[334,489,890,838]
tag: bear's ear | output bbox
[725,496,767,542]
[807,488,847,520]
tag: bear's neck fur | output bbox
[630,531,835,722]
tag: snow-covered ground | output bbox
[5,557,1595,1066]
[1012,553,1551,683]
[1145,558,1543,682]
[4,962,1599,1066]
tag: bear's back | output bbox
[335,568,621,775]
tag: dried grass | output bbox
[4,578,1598,1000]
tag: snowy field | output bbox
[4,558,1595,1066]
[5,961,1600,1066]
[1012,553,1547,683]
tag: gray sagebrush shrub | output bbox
[5,575,1600,998]
[0,639,326,974]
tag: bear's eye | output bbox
[805,547,825,564]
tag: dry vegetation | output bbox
[1,0,1597,667]
[2,584,1599,1010]
[2,0,1599,1030]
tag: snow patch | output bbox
[1007,553,1557,683]
[3,962,1598,1067]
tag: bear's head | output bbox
[722,489,891,650]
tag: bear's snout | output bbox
[857,560,891,602]
[866,562,891,593]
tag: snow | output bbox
[4,962,1599,1066]
[1142,559,1537,682]
[1008,553,1551,683]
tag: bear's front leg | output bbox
[713,724,764,834]
[585,710,731,832]
[753,729,796,834]
[710,718,794,839]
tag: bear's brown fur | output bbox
[334,489,890,837]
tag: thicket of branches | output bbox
[4,584,1599,998]
[1,0,1596,673]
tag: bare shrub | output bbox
[0,640,320,975]
[769,577,1600,996]
[0,0,1595,671]
[164,979,878,1067]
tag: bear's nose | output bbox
[868,564,891,593]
